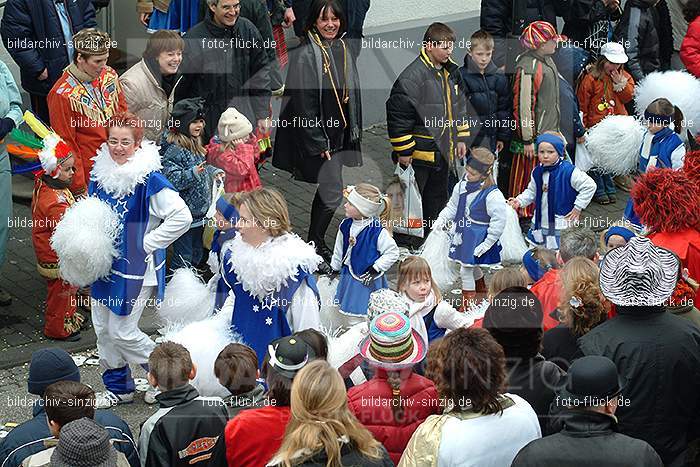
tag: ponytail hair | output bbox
[645,98,684,133]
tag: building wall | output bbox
[364,0,481,29]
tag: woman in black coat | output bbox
[272,0,362,271]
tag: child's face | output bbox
[425,40,454,65]
[538,39,558,56]
[403,276,432,303]
[606,234,628,251]
[603,60,623,76]
[344,202,364,220]
[189,119,205,139]
[56,156,76,184]
[465,166,486,182]
[214,210,235,231]
[537,142,560,166]
[646,121,666,134]
[469,45,493,70]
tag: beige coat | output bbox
[119,59,181,142]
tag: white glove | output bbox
[433,217,448,232]
[473,242,490,257]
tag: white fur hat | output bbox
[217,107,253,143]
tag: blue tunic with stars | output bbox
[222,247,320,367]
[89,171,174,316]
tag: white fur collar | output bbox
[404,290,437,318]
[225,233,322,300]
[90,141,162,198]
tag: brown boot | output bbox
[459,290,477,312]
[475,277,487,302]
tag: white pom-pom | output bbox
[163,311,240,397]
[158,268,216,327]
[327,322,366,370]
[50,197,121,287]
[635,70,700,140]
[585,115,645,175]
[499,205,529,263]
[419,229,459,292]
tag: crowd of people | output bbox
[0,0,699,465]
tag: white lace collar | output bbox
[90,140,162,198]
[225,233,322,300]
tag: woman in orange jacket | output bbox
[576,41,635,205]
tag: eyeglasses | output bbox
[107,139,135,147]
[222,2,241,11]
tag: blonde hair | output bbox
[273,360,383,467]
[352,183,396,233]
[559,257,608,337]
[488,267,527,297]
[238,188,291,237]
[468,147,496,188]
[397,256,441,301]
[166,130,206,157]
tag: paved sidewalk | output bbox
[0,123,627,367]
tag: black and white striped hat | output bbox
[599,237,679,306]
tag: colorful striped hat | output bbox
[359,312,427,369]
[520,21,565,50]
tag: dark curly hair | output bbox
[426,328,506,415]
[684,0,700,23]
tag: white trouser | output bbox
[459,265,484,291]
[91,286,156,370]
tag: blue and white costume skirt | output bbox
[335,265,388,316]
[449,222,501,266]
[526,228,561,250]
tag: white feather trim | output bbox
[326,322,367,370]
[50,197,121,287]
[225,233,322,300]
[463,299,489,326]
[500,205,529,263]
[38,133,61,176]
[419,229,459,292]
[90,141,162,198]
[634,70,700,140]
[158,268,216,327]
[585,115,646,175]
[163,310,241,398]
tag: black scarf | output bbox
[145,56,177,98]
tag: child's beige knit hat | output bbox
[218,107,253,142]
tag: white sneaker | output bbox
[144,387,161,405]
[95,390,135,409]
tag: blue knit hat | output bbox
[28,348,80,396]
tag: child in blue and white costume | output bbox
[434,147,507,307]
[206,194,240,311]
[331,184,400,322]
[624,98,686,229]
[508,132,596,249]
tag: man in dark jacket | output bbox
[562,0,622,58]
[0,0,96,123]
[614,0,662,82]
[479,0,568,72]
[386,22,470,242]
[512,355,663,466]
[0,348,139,467]
[177,0,271,141]
[579,237,700,467]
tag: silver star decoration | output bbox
[114,198,129,220]
[452,232,462,246]
[262,294,276,311]
[265,317,273,326]
[449,246,456,253]
[252,305,259,312]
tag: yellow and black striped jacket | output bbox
[386,47,470,167]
